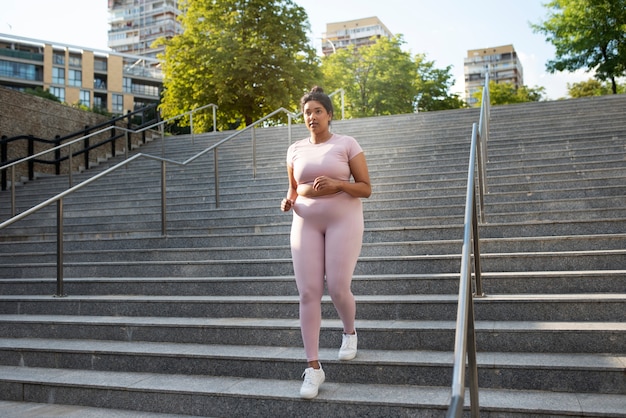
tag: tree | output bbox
[568,78,626,97]
[414,54,465,112]
[157,0,320,131]
[321,36,417,118]
[473,81,545,106]
[568,78,612,97]
[532,0,626,94]
[321,36,463,117]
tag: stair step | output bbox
[1,365,624,417]
[0,338,624,394]
[1,315,624,353]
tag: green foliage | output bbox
[24,87,61,102]
[567,78,626,97]
[157,0,320,131]
[568,78,612,97]
[321,36,464,117]
[414,54,466,112]
[473,81,546,106]
[532,0,626,93]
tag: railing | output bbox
[1,104,158,191]
[446,74,490,418]
[0,90,345,296]
[0,103,217,218]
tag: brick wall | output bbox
[0,86,151,183]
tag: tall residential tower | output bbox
[321,17,393,56]
[464,44,523,106]
[107,0,182,59]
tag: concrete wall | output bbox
[0,86,149,183]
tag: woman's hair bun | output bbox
[310,86,324,94]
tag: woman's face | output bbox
[303,100,332,135]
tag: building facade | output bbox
[107,0,182,59]
[0,33,162,114]
[464,44,524,106]
[321,16,393,56]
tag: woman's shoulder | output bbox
[332,133,362,151]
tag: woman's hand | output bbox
[297,178,340,198]
[313,176,340,193]
[281,198,294,212]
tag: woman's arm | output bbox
[297,152,372,198]
[281,165,298,211]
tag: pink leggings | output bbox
[290,192,364,361]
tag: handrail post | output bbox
[54,135,61,175]
[252,127,257,179]
[10,166,16,217]
[55,197,65,297]
[1,135,7,191]
[190,111,194,145]
[68,142,74,188]
[472,187,484,297]
[161,160,167,236]
[83,126,90,170]
[288,113,292,144]
[466,269,480,417]
[214,148,220,208]
[28,135,34,181]
[341,89,345,120]
[212,105,217,132]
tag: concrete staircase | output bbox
[0,94,625,417]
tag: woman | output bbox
[281,86,371,399]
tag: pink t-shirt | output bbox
[286,133,363,185]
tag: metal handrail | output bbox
[0,103,218,217]
[446,75,490,418]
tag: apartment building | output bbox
[464,44,524,106]
[0,33,162,114]
[321,16,393,56]
[107,0,182,59]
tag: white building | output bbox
[464,44,524,106]
[107,0,182,59]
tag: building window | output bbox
[123,77,132,93]
[94,76,107,90]
[94,96,105,111]
[94,59,107,72]
[69,54,82,67]
[80,90,90,108]
[0,60,41,81]
[52,67,65,84]
[68,69,82,87]
[49,86,65,102]
[112,93,124,113]
[53,52,65,65]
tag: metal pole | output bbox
[56,198,65,297]
[472,187,484,298]
[190,112,194,145]
[212,105,217,132]
[467,287,480,418]
[252,128,257,179]
[341,90,345,120]
[68,145,73,188]
[214,148,220,208]
[161,160,167,236]
[288,113,292,144]
[10,166,16,217]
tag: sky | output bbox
[1,0,593,100]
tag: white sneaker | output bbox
[300,366,325,399]
[338,332,358,360]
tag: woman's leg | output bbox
[291,214,326,362]
[325,199,363,333]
